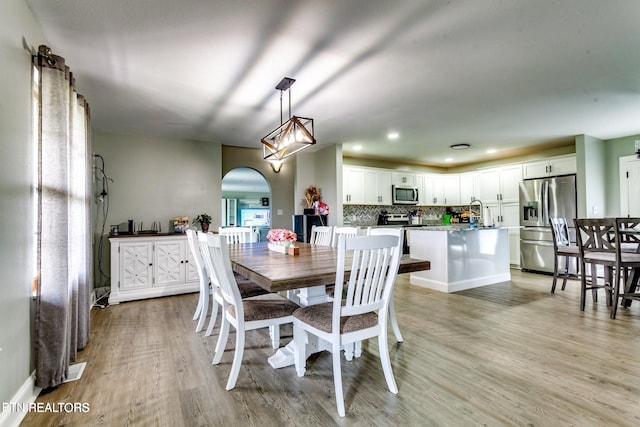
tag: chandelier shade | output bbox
[262,116,315,161]
[261,77,315,161]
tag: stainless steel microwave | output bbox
[392,185,419,205]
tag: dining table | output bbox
[226,241,431,368]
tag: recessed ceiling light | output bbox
[445,157,454,162]
[387,132,399,140]
[487,148,496,154]
[450,143,470,150]
[352,144,363,151]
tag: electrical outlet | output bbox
[277,209,283,215]
[592,206,599,214]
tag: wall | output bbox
[604,134,640,216]
[93,132,222,288]
[575,135,606,218]
[0,0,46,414]
[222,146,293,229]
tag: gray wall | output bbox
[604,134,640,216]
[0,0,46,406]
[93,131,222,287]
[222,146,294,229]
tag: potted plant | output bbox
[193,213,212,232]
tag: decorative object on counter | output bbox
[174,216,190,233]
[138,221,161,234]
[267,228,298,254]
[262,77,316,161]
[303,185,321,208]
[110,225,119,236]
[192,214,211,233]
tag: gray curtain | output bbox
[34,46,92,389]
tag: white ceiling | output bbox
[25,0,640,166]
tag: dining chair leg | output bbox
[551,254,560,293]
[293,322,306,377]
[193,291,203,321]
[561,255,570,291]
[611,270,621,319]
[212,314,230,365]
[332,341,346,417]
[579,262,587,311]
[195,287,209,333]
[378,329,398,394]
[226,328,245,390]
[389,295,404,342]
[354,341,362,358]
[205,297,219,337]
[344,344,354,361]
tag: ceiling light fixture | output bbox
[450,143,471,150]
[387,132,400,140]
[270,160,283,173]
[262,77,316,161]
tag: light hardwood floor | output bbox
[21,270,640,426]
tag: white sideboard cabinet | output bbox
[109,234,199,304]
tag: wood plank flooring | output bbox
[21,270,640,426]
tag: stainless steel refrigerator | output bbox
[519,174,577,273]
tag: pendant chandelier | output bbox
[262,77,316,161]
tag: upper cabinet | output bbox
[459,172,478,205]
[343,166,366,205]
[364,169,392,205]
[417,174,460,206]
[522,155,576,179]
[477,164,522,204]
[391,171,416,186]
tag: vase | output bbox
[201,222,209,233]
[268,240,291,254]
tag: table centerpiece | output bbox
[267,229,298,254]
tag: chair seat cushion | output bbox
[229,293,299,322]
[237,280,269,298]
[293,302,378,334]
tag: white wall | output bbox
[576,134,606,218]
[93,132,222,287]
[0,0,46,411]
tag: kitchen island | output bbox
[409,227,510,293]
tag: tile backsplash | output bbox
[343,204,470,226]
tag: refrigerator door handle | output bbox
[542,180,550,225]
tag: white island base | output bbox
[409,227,511,293]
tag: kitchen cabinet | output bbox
[477,164,522,204]
[417,174,459,206]
[109,234,199,304]
[484,201,521,267]
[343,166,366,204]
[522,155,576,179]
[391,171,416,186]
[459,172,478,205]
[364,169,392,205]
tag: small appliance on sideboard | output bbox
[292,214,328,243]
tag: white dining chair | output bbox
[368,227,405,343]
[204,233,299,390]
[309,225,333,246]
[331,226,360,248]
[293,234,401,417]
[218,226,252,244]
[197,232,268,337]
[186,229,210,333]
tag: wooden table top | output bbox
[227,241,431,293]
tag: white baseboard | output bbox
[0,371,41,427]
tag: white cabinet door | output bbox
[459,172,477,205]
[522,160,550,179]
[120,242,153,290]
[392,171,416,186]
[343,167,366,204]
[499,165,522,203]
[377,170,392,205]
[418,174,435,205]
[155,240,185,286]
[442,175,460,205]
[431,175,445,205]
[549,156,576,176]
[477,169,501,203]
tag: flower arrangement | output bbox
[303,185,321,208]
[267,229,297,243]
[317,201,330,215]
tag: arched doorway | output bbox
[221,167,272,241]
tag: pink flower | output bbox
[267,229,297,242]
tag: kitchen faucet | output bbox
[469,198,484,226]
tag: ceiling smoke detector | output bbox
[450,143,471,150]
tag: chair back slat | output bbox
[203,233,243,317]
[549,217,571,247]
[332,226,360,247]
[218,227,252,244]
[334,234,400,321]
[574,218,618,254]
[310,225,333,246]
[186,229,206,279]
